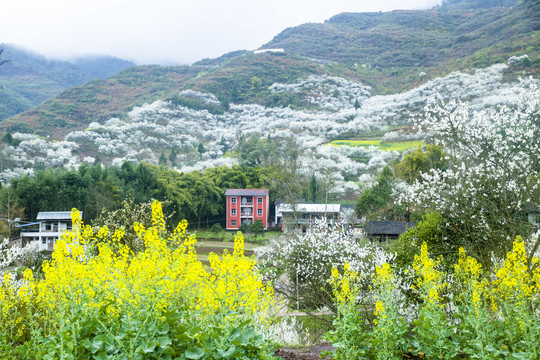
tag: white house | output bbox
[275,203,342,232]
[19,211,80,251]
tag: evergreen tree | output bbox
[159,152,167,166]
[168,149,177,164]
[354,98,360,110]
[197,143,205,155]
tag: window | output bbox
[231,220,236,226]
[231,197,236,203]
[41,238,46,244]
[231,209,236,215]
[258,197,263,204]
[257,209,263,216]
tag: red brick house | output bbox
[225,189,270,230]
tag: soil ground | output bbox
[274,345,335,360]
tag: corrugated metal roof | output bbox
[36,211,83,220]
[225,189,269,196]
[277,203,341,213]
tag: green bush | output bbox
[210,223,223,233]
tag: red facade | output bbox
[225,189,269,230]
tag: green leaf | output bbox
[228,328,241,342]
[185,346,205,359]
[93,351,108,360]
[142,342,156,353]
[159,322,171,335]
[217,345,236,359]
[158,336,172,349]
[91,334,110,353]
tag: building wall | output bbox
[21,220,72,251]
[227,196,240,229]
[226,194,269,230]
[253,195,269,229]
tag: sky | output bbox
[2,0,441,65]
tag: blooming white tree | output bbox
[256,219,393,313]
[0,238,39,269]
[401,78,540,263]
[0,58,534,201]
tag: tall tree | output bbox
[356,166,396,221]
[159,152,167,166]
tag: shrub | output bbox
[210,223,223,233]
[257,219,393,313]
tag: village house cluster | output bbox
[11,188,540,252]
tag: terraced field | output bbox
[330,139,424,153]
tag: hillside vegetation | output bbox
[1,0,538,138]
[264,0,539,93]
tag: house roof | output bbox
[225,189,269,196]
[36,211,82,220]
[277,203,341,214]
[364,221,417,236]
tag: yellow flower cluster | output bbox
[374,263,393,287]
[454,247,487,315]
[495,237,538,303]
[0,201,275,341]
[373,300,385,325]
[413,243,445,306]
[329,262,358,307]
[205,232,274,322]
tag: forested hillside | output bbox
[264,0,539,92]
[1,0,538,138]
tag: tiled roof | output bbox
[36,211,82,220]
[364,221,417,236]
[225,189,269,196]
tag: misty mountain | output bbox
[0,44,135,122]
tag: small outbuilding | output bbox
[525,205,540,229]
[364,221,417,242]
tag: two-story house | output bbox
[275,203,342,233]
[225,189,269,230]
[19,211,80,251]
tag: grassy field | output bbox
[191,229,282,264]
[330,139,424,153]
[192,229,281,242]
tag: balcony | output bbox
[43,226,59,232]
[240,197,253,206]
